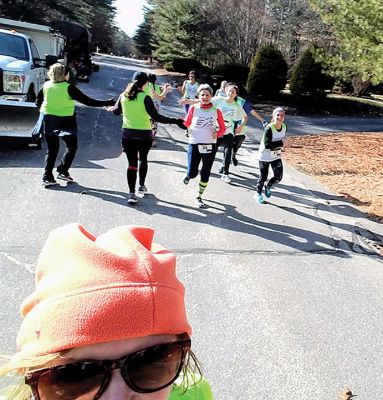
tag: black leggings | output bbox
[256,159,283,194]
[217,134,234,174]
[187,143,217,182]
[233,134,246,155]
[44,134,78,177]
[122,139,152,193]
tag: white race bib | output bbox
[198,144,213,154]
[270,148,282,157]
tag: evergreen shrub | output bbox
[289,47,335,97]
[246,45,287,97]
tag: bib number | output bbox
[270,148,282,157]
[198,144,213,154]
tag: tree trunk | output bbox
[351,76,371,97]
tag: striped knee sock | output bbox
[198,181,208,197]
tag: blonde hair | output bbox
[0,336,202,399]
[47,63,66,82]
[0,352,60,400]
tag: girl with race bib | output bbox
[212,85,247,183]
[224,83,267,167]
[179,70,199,115]
[255,107,287,204]
[182,84,226,208]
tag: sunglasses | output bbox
[25,338,191,400]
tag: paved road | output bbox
[244,107,382,139]
[0,55,382,399]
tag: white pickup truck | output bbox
[0,18,65,147]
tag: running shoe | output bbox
[221,174,231,183]
[127,193,139,204]
[254,193,265,204]
[232,155,238,166]
[138,185,148,194]
[42,177,58,187]
[264,186,271,198]
[196,197,207,208]
[57,172,74,182]
[183,176,190,185]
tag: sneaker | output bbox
[254,194,265,204]
[183,176,190,185]
[221,173,231,183]
[127,193,139,204]
[57,172,74,182]
[264,186,271,198]
[42,177,58,187]
[138,185,148,194]
[232,155,238,166]
[218,166,224,174]
[196,197,207,208]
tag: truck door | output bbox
[29,40,45,94]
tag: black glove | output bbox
[172,118,187,130]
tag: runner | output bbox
[225,82,267,167]
[108,71,186,205]
[182,84,226,208]
[36,63,115,186]
[212,85,247,183]
[215,80,227,97]
[145,73,172,147]
[255,107,287,204]
[179,70,199,115]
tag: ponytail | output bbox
[124,81,140,100]
[123,72,148,100]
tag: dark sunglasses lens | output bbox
[122,343,186,392]
[37,363,106,400]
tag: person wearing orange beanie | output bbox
[0,223,214,400]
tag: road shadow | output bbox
[126,193,354,258]
[45,182,128,205]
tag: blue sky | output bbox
[114,0,148,37]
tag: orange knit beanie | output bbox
[17,223,191,357]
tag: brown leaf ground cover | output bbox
[284,132,383,223]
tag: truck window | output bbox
[0,32,29,60]
[30,40,41,60]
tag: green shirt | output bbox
[170,375,214,399]
[41,81,75,117]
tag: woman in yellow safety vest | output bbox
[109,71,186,205]
[37,63,115,186]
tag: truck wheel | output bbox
[26,87,36,102]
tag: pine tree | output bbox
[246,44,288,97]
[310,0,383,95]
[289,46,335,97]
